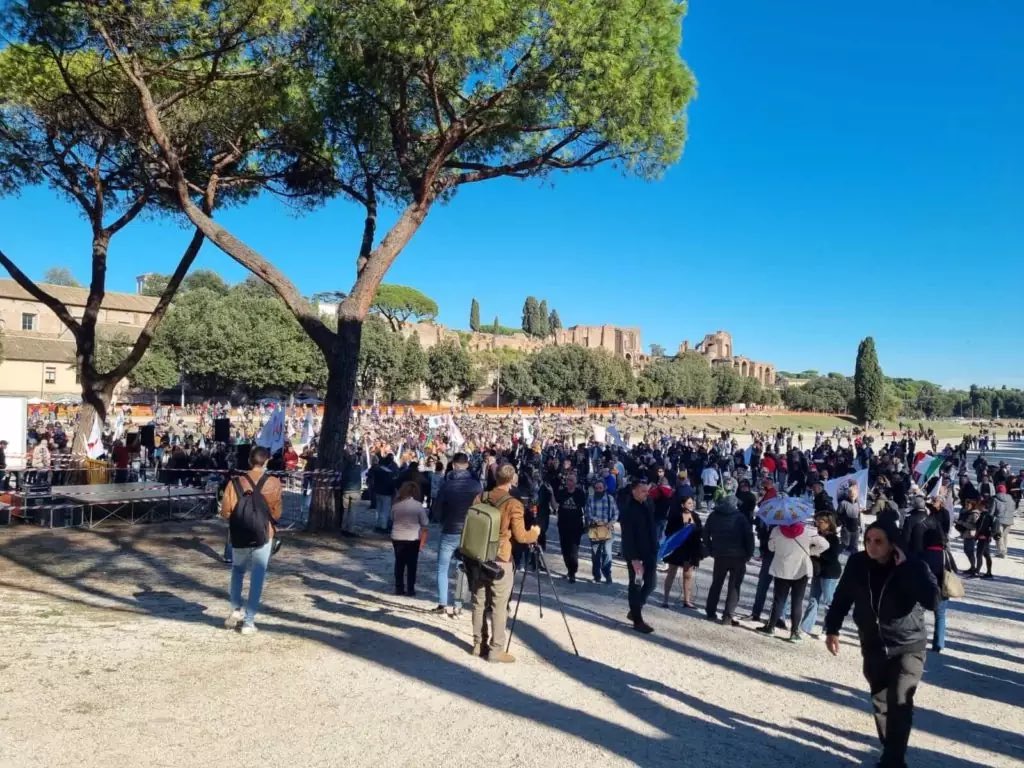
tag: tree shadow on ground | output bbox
[1,523,1021,767]
[168,535,223,563]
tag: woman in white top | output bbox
[391,481,429,596]
[756,521,830,642]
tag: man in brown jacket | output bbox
[220,446,282,635]
[471,463,539,663]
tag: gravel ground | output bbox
[1,498,1022,768]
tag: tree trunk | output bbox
[71,378,115,459]
[307,316,363,531]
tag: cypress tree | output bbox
[549,309,562,335]
[853,337,884,424]
[536,299,550,337]
[469,298,480,331]
[522,296,540,335]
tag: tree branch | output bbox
[96,22,335,351]
[0,249,81,338]
[106,226,204,384]
[104,191,149,236]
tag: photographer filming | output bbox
[470,463,540,663]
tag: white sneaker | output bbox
[224,610,243,629]
[240,622,258,636]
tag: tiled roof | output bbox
[1,324,145,363]
[0,279,159,313]
[1,334,76,363]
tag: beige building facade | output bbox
[678,330,777,387]
[0,279,158,399]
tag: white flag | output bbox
[522,417,533,444]
[256,407,286,454]
[427,415,444,429]
[85,414,105,459]
[198,435,207,451]
[591,423,607,443]
[825,469,869,510]
[606,425,625,448]
[447,415,465,449]
[300,411,314,444]
[113,410,125,441]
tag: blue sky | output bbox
[2,1,1021,388]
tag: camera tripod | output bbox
[506,545,579,656]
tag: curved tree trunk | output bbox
[71,378,115,460]
[308,316,363,531]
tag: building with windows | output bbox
[0,279,158,400]
[677,330,777,387]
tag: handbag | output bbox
[941,549,965,599]
[588,523,612,542]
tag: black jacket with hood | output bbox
[824,550,939,658]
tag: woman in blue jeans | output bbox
[801,515,842,636]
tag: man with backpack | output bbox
[432,452,482,615]
[220,446,282,635]
[469,463,539,663]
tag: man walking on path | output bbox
[620,477,658,634]
[992,484,1015,558]
[432,453,481,614]
[585,478,619,584]
[221,446,282,635]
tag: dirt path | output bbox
[1,504,1022,768]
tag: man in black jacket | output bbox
[432,453,482,614]
[702,496,755,626]
[824,520,939,768]
[901,496,931,556]
[555,473,587,583]
[620,478,658,634]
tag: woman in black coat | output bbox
[661,495,704,609]
[824,520,939,768]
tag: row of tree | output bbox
[3,0,695,487]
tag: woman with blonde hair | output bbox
[391,481,429,596]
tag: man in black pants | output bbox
[555,474,587,583]
[702,496,755,626]
[620,478,658,634]
[825,520,939,768]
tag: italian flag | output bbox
[913,455,943,484]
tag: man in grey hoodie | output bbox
[992,484,1016,558]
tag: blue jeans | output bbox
[376,495,393,531]
[933,598,947,650]
[591,538,614,582]
[230,540,273,624]
[436,533,461,607]
[655,518,668,547]
[751,553,790,619]
[800,575,839,635]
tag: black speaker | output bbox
[141,424,156,450]
[214,418,231,443]
[235,443,251,470]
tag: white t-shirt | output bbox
[701,467,720,487]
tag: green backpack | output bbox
[458,493,510,565]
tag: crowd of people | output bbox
[4,401,1021,768]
